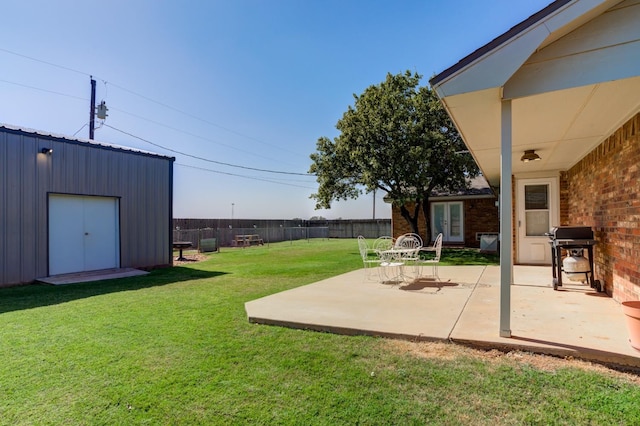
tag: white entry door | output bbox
[431,201,464,243]
[516,178,558,265]
[49,194,120,275]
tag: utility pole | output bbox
[372,188,376,219]
[89,76,96,139]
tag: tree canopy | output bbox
[309,71,479,241]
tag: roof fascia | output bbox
[429,0,573,88]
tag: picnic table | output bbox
[234,234,264,247]
[173,241,192,261]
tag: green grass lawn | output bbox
[0,239,637,425]
[439,248,500,265]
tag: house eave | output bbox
[429,0,574,88]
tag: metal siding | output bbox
[0,131,8,285]
[20,136,38,281]
[9,134,28,284]
[1,133,38,285]
[168,161,174,266]
[0,127,173,286]
[37,140,52,278]
[117,152,172,268]
[122,156,138,267]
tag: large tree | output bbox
[309,71,479,242]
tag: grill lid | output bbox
[548,226,594,240]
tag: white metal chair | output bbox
[373,236,394,252]
[358,236,382,280]
[370,236,405,284]
[418,233,443,280]
[394,233,422,250]
[378,251,405,284]
[393,233,423,280]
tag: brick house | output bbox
[429,0,640,335]
[390,176,499,248]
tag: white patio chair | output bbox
[371,236,405,284]
[394,233,423,250]
[358,236,382,280]
[418,233,443,280]
[378,249,405,284]
[373,236,393,252]
[393,233,423,280]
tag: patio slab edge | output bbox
[450,337,640,372]
[248,315,452,343]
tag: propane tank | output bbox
[563,249,590,282]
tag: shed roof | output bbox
[0,123,175,161]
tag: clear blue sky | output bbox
[1,0,552,219]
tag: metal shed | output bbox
[0,124,175,287]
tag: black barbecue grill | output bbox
[546,226,602,292]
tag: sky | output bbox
[1,0,552,220]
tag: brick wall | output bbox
[559,172,569,226]
[391,197,499,247]
[563,113,640,302]
[391,203,427,240]
[465,198,500,247]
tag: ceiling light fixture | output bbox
[520,149,540,162]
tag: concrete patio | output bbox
[246,265,640,369]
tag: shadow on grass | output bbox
[0,267,226,315]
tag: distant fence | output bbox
[172,226,329,251]
[172,219,391,249]
[325,220,391,239]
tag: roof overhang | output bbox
[430,0,640,187]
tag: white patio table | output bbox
[378,247,419,284]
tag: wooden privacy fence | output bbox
[172,219,391,249]
[172,226,330,250]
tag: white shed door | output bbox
[49,195,120,275]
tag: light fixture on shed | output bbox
[41,147,53,155]
[520,149,541,162]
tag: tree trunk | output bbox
[399,202,421,237]
[421,194,432,243]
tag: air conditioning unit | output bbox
[479,233,499,252]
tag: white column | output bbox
[499,99,513,338]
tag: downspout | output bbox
[499,98,513,337]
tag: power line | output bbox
[106,81,307,158]
[0,75,302,168]
[104,124,313,176]
[0,47,306,158]
[176,163,316,189]
[0,47,89,76]
[72,123,88,137]
[0,78,86,101]
[110,105,298,167]
[0,75,314,174]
